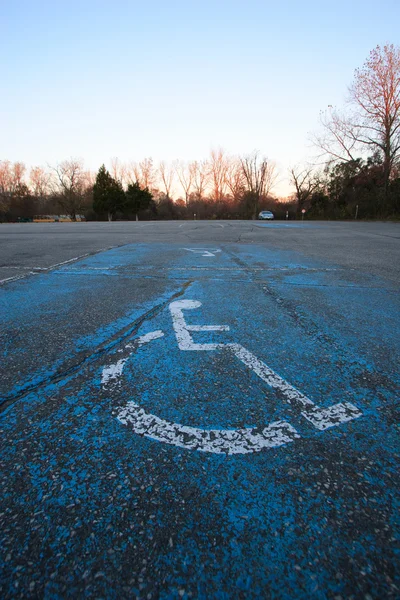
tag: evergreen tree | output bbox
[125,181,153,221]
[93,165,125,221]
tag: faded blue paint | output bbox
[0,242,399,598]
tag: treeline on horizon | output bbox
[0,151,297,222]
[1,44,399,222]
[1,149,398,223]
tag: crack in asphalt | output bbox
[223,248,397,394]
[48,269,398,290]
[0,281,192,413]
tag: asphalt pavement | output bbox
[1,221,399,599]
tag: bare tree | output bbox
[131,158,156,190]
[30,166,50,201]
[190,160,209,201]
[313,44,400,203]
[289,166,321,217]
[158,161,175,199]
[240,152,276,219]
[125,161,137,186]
[351,44,400,199]
[225,157,245,202]
[208,148,229,201]
[0,161,27,214]
[264,161,279,199]
[312,107,359,165]
[174,160,193,206]
[49,159,89,220]
[109,157,127,187]
[83,170,96,190]
[0,161,12,213]
[11,162,26,189]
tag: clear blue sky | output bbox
[1,0,399,195]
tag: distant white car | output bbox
[258,211,274,220]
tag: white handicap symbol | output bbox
[105,300,362,454]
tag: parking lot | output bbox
[1,221,399,598]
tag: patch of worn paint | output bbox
[101,330,164,386]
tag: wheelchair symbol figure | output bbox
[103,300,362,454]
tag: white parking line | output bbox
[0,247,117,285]
[0,273,40,285]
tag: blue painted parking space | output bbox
[1,243,399,598]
